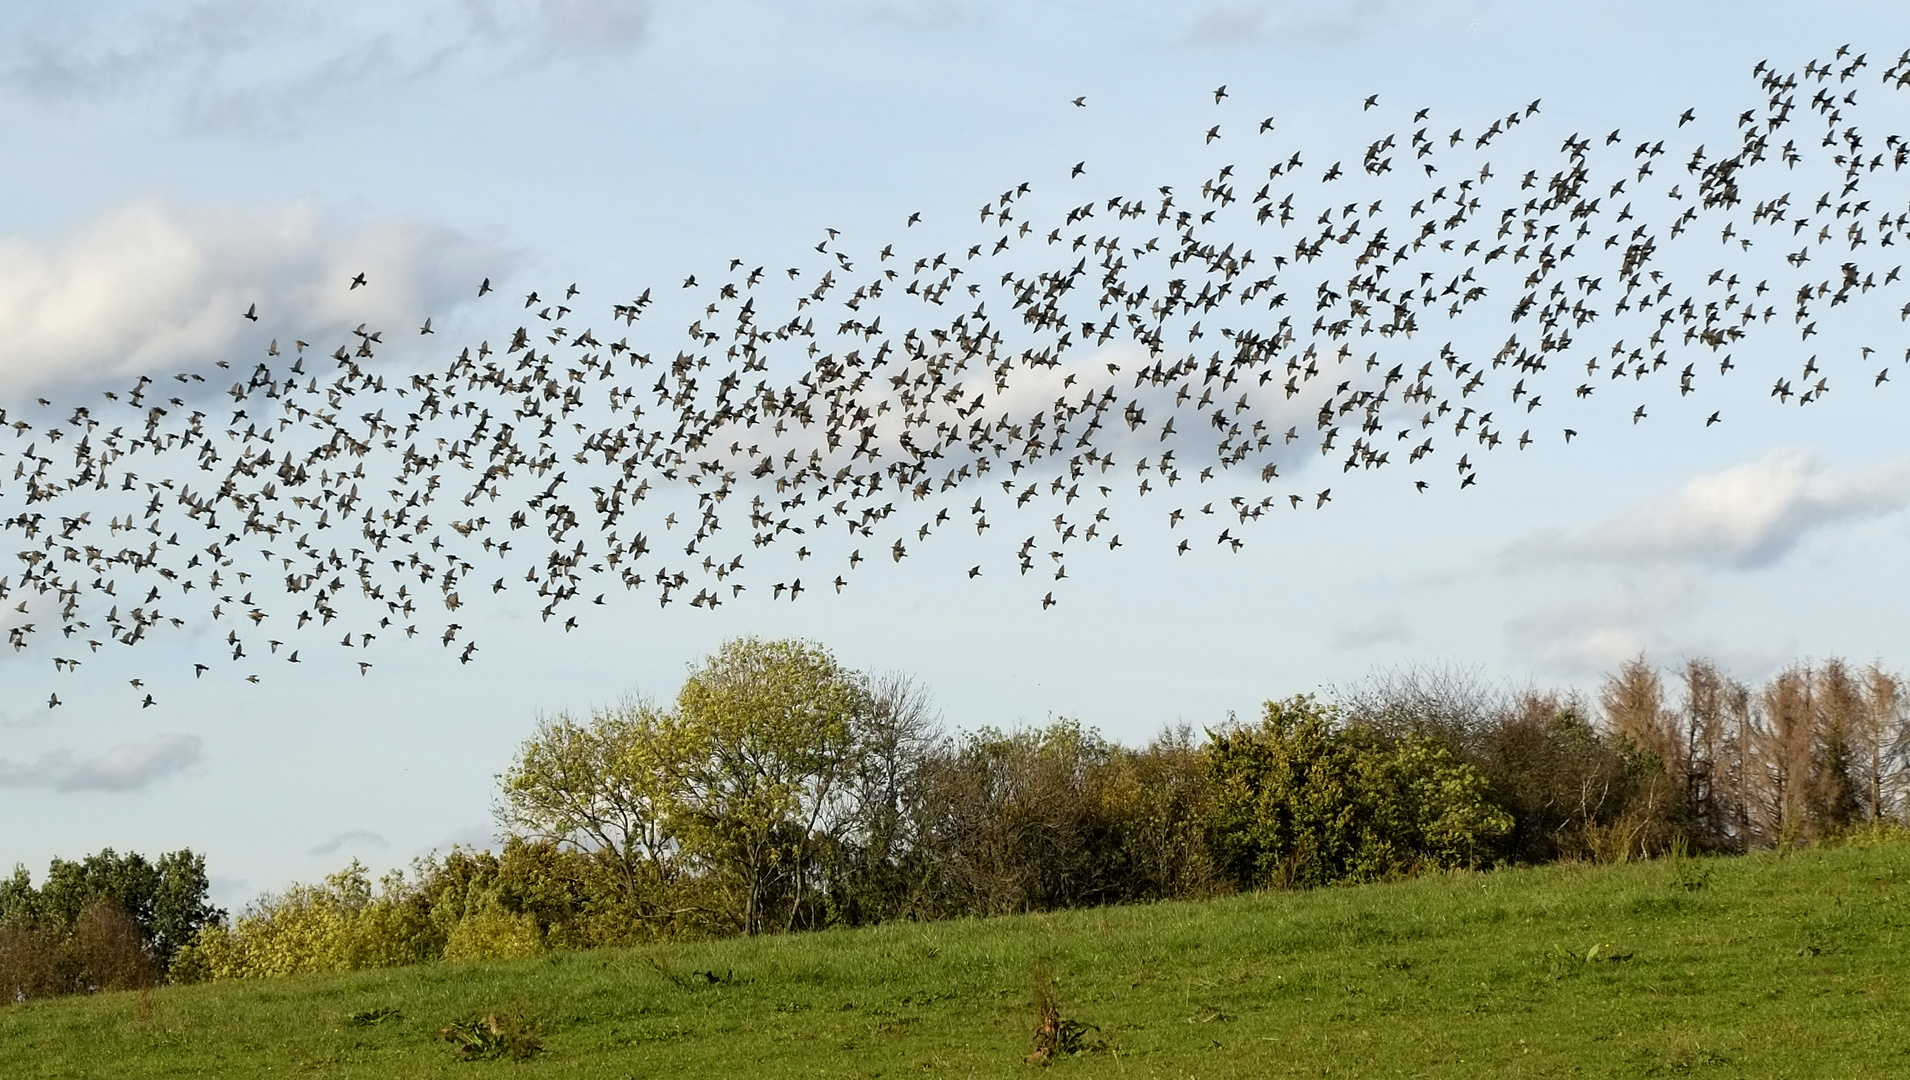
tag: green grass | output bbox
[6,837,1909,1078]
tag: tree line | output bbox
[5,640,1908,998]
[0,849,221,999]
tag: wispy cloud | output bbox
[0,198,507,392]
[439,824,501,852]
[0,0,651,136]
[310,829,389,856]
[0,707,53,730]
[1506,574,1695,675]
[0,733,204,792]
[851,0,985,30]
[1331,613,1410,650]
[1509,450,1910,570]
[1179,0,1482,46]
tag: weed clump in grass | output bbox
[440,1012,543,1061]
[348,1006,402,1027]
[1025,957,1100,1065]
[1544,941,1636,978]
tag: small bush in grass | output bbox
[1025,958,1099,1065]
[440,1012,543,1061]
[348,1006,402,1026]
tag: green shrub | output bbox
[1206,696,1510,890]
[442,903,543,962]
[185,862,439,980]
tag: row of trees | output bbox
[1598,657,1908,850]
[9,640,1909,997]
[0,849,221,1000]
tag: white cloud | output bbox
[1331,613,1409,650]
[1510,450,1910,570]
[0,733,204,792]
[518,0,653,55]
[1506,575,1695,675]
[310,829,389,856]
[0,198,506,392]
[0,0,650,135]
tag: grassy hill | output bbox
[3,836,1907,1078]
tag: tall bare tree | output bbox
[1851,665,1910,825]
[1750,664,1819,845]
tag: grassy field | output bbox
[4,837,1908,1078]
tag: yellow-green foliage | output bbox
[178,863,441,980]
[442,902,543,962]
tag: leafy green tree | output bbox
[668,637,874,934]
[1206,697,1510,889]
[2,848,222,970]
[0,848,223,995]
[496,699,687,928]
[1206,697,1366,889]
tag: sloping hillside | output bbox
[3,836,1906,1078]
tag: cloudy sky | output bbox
[4,0,1910,908]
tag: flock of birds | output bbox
[6,47,1910,707]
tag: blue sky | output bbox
[4,0,1910,909]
